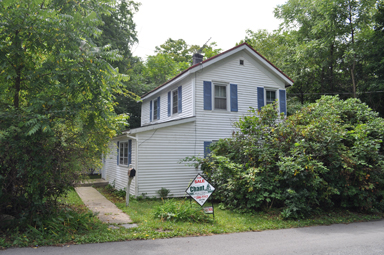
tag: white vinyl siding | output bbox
[104,138,137,195]
[141,80,194,126]
[104,47,289,198]
[194,51,286,162]
[136,122,198,197]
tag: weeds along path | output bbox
[75,187,132,224]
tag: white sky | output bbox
[131,0,288,60]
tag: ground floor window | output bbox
[119,142,129,165]
[266,90,276,105]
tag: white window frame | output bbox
[266,90,277,105]
[213,82,229,111]
[264,87,280,112]
[153,98,159,120]
[172,89,178,115]
[119,141,129,166]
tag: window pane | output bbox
[124,158,128,165]
[215,85,227,109]
[153,100,158,119]
[172,90,178,114]
[266,91,276,104]
[215,98,226,109]
[215,86,226,97]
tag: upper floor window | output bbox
[172,89,178,114]
[203,81,237,112]
[168,86,182,117]
[214,85,227,110]
[153,99,159,120]
[150,96,160,122]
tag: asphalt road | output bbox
[3,220,384,255]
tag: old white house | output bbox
[102,43,293,197]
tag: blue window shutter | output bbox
[257,87,264,111]
[128,140,132,165]
[150,100,152,122]
[204,141,212,158]
[279,89,287,115]
[230,84,238,112]
[168,91,171,117]
[204,81,212,110]
[157,96,160,119]
[178,86,182,113]
[117,141,120,165]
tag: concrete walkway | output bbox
[75,187,132,224]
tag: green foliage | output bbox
[0,188,102,248]
[241,0,384,114]
[0,0,135,225]
[153,199,211,223]
[105,183,126,199]
[190,96,384,219]
[157,187,172,199]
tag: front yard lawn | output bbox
[1,186,383,249]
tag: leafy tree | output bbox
[188,96,384,218]
[359,1,384,115]
[92,0,142,129]
[243,0,379,106]
[0,0,136,224]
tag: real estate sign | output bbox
[185,174,215,206]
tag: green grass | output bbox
[1,186,383,249]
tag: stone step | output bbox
[76,179,109,187]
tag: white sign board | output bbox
[185,174,215,206]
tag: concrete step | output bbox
[76,179,109,187]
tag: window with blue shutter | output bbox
[157,96,160,119]
[128,140,132,165]
[178,86,182,113]
[230,84,238,112]
[168,91,171,117]
[204,141,212,158]
[150,100,152,122]
[204,81,212,110]
[117,141,120,165]
[257,87,264,111]
[279,89,287,115]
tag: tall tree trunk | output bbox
[349,0,357,98]
[14,67,21,108]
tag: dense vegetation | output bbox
[242,0,384,116]
[0,0,134,227]
[191,96,384,219]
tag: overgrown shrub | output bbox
[188,96,384,219]
[153,199,211,222]
[105,183,126,198]
[157,187,172,199]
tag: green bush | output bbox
[153,199,211,222]
[190,96,384,219]
[157,187,172,199]
[105,183,126,198]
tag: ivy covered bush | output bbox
[193,96,384,219]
